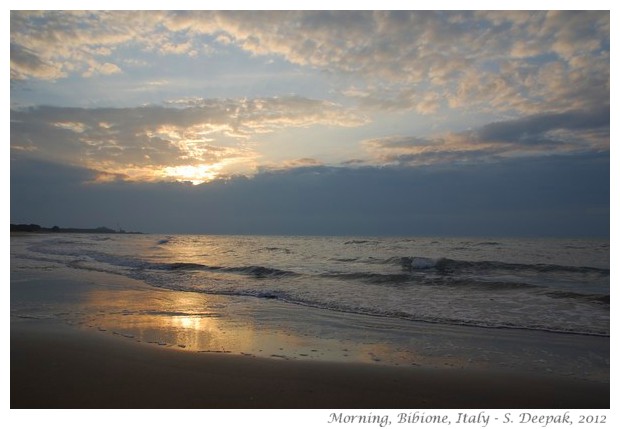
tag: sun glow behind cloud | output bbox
[162,163,228,185]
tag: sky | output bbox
[9,9,611,236]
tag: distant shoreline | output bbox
[10,223,143,234]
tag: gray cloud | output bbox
[11,154,609,237]
[364,107,609,166]
[10,43,64,80]
[477,107,610,144]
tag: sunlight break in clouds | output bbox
[11,97,364,184]
[162,163,227,185]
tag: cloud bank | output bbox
[11,155,609,237]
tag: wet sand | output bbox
[11,320,609,409]
[10,264,609,409]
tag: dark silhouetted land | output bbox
[10,223,142,234]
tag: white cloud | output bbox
[82,61,122,78]
[10,11,609,128]
[10,11,163,81]
[167,10,606,116]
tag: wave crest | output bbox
[392,256,609,275]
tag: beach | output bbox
[11,262,609,409]
[11,319,609,409]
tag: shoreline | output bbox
[11,319,610,409]
[10,266,610,379]
[10,262,610,408]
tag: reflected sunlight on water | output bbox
[79,284,431,366]
[11,234,609,381]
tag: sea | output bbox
[9,233,612,429]
[11,233,609,337]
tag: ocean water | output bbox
[11,234,610,336]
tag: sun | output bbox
[162,164,221,185]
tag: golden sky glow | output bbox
[162,163,227,185]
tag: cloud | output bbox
[188,10,606,115]
[10,96,364,182]
[342,86,443,114]
[10,11,164,81]
[12,99,608,184]
[257,157,324,172]
[10,43,65,80]
[477,108,610,144]
[364,107,610,166]
[11,11,609,117]
[82,61,122,78]
[11,155,609,237]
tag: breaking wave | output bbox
[390,256,609,275]
[19,235,609,336]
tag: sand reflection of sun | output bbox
[172,315,202,330]
[83,285,258,351]
[80,274,423,364]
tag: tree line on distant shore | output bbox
[10,223,142,234]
